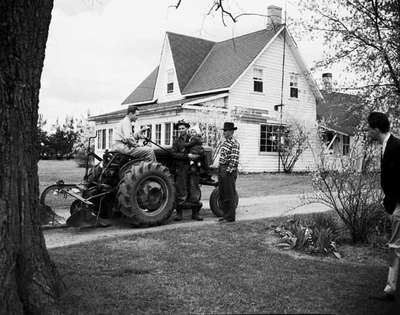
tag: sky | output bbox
[39,0,325,129]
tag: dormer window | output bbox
[290,73,299,98]
[253,68,263,93]
[167,69,174,94]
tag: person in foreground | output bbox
[218,122,240,223]
[368,111,400,302]
[112,105,155,161]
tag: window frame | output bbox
[253,67,264,93]
[164,122,171,145]
[108,128,113,149]
[259,124,284,153]
[167,69,174,94]
[155,124,161,144]
[289,73,299,98]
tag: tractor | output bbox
[40,136,237,228]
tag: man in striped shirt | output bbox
[218,122,240,223]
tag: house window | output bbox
[102,129,106,149]
[167,69,174,94]
[260,124,283,152]
[97,130,101,149]
[108,128,113,148]
[253,68,263,93]
[155,124,161,144]
[343,135,350,155]
[290,73,299,98]
[165,122,171,145]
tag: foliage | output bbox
[38,114,95,160]
[37,114,51,159]
[307,131,386,243]
[297,0,399,93]
[47,117,80,159]
[279,120,310,173]
[296,0,400,122]
[275,212,340,255]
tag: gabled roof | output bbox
[123,27,285,104]
[122,66,159,105]
[182,27,282,94]
[317,91,362,135]
[167,32,215,92]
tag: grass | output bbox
[38,160,313,199]
[41,160,397,314]
[51,218,398,315]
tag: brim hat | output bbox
[174,119,190,129]
[222,122,237,131]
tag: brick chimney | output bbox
[267,5,282,26]
[322,72,333,92]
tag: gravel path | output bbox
[44,193,330,249]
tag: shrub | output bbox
[277,213,340,255]
[308,133,385,243]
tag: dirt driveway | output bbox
[44,193,329,249]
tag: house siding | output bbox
[229,34,318,172]
[155,37,182,103]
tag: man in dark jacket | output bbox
[368,112,400,301]
[171,120,203,221]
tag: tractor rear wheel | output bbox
[209,186,239,217]
[117,161,175,227]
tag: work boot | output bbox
[191,203,203,221]
[174,207,183,221]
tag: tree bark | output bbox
[0,1,65,314]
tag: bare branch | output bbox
[169,0,182,9]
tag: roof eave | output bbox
[182,88,230,98]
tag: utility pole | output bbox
[276,0,287,173]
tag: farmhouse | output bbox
[90,6,328,172]
[317,73,362,157]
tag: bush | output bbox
[277,213,340,255]
[308,133,385,244]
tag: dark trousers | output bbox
[175,165,201,209]
[218,165,237,220]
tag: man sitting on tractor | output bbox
[112,105,155,161]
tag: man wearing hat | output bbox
[171,120,203,221]
[112,105,155,161]
[218,122,240,223]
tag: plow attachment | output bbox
[40,180,110,229]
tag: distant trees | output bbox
[37,115,93,160]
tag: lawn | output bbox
[51,219,398,315]
[38,159,313,199]
[40,160,397,314]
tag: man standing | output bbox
[171,120,203,221]
[218,122,240,223]
[368,112,400,301]
[112,105,155,161]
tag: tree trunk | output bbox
[0,1,65,314]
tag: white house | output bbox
[90,6,326,173]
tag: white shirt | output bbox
[382,133,391,156]
[113,116,136,145]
